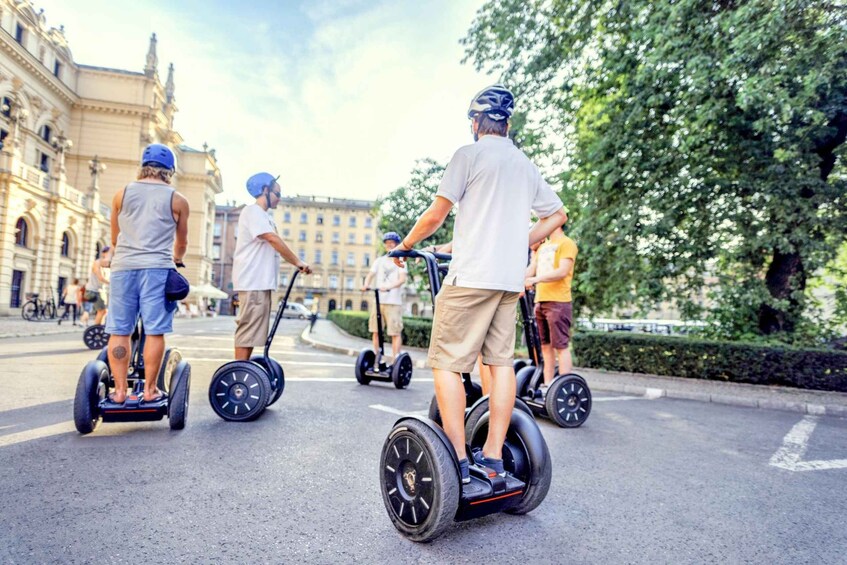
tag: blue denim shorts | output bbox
[105,269,174,335]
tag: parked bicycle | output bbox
[21,291,57,322]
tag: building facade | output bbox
[211,202,242,314]
[0,1,222,314]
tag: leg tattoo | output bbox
[113,345,127,359]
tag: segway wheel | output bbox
[391,353,413,389]
[380,419,459,543]
[513,358,530,374]
[560,372,589,388]
[208,361,271,422]
[168,361,191,430]
[545,375,592,428]
[251,356,285,407]
[157,348,183,394]
[73,360,109,434]
[467,408,552,516]
[515,366,537,398]
[463,396,534,444]
[355,349,375,385]
[427,395,441,426]
[83,324,110,350]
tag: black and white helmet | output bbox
[467,84,515,122]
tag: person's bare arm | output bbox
[525,252,538,279]
[258,232,312,273]
[172,192,190,264]
[361,271,375,291]
[110,188,124,249]
[526,258,574,286]
[393,196,454,266]
[92,260,108,283]
[528,208,568,247]
[382,269,407,291]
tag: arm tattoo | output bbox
[112,345,127,360]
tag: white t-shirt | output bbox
[436,135,564,292]
[371,255,406,305]
[232,204,280,291]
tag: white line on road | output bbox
[0,421,75,448]
[176,348,338,357]
[369,404,428,417]
[769,416,847,472]
[187,358,353,367]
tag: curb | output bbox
[300,326,847,418]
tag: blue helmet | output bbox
[383,232,401,244]
[467,84,515,122]
[246,172,280,198]
[141,143,175,170]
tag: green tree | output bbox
[463,0,847,341]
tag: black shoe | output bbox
[472,448,506,477]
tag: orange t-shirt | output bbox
[535,235,578,303]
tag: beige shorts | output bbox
[234,290,271,347]
[369,303,404,336]
[427,284,519,373]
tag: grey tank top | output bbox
[110,181,177,272]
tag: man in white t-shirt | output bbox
[393,85,568,484]
[361,232,408,359]
[232,172,311,360]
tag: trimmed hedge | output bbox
[327,311,847,392]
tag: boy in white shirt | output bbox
[361,232,408,359]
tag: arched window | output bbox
[411,303,419,316]
[60,232,70,257]
[40,124,52,143]
[14,217,28,247]
[344,299,353,310]
[360,300,368,311]
[328,299,337,312]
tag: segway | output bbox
[512,289,592,428]
[379,249,552,542]
[208,270,298,421]
[73,317,191,434]
[83,324,109,350]
[354,288,413,389]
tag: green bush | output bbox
[327,311,433,348]
[572,332,847,393]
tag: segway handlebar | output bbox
[387,249,452,303]
[265,269,300,357]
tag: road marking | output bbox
[188,358,353,367]
[769,416,847,472]
[176,347,338,357]
[369,404,428,417]
[0,421,75,448]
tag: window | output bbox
[53,60,62,79]
[366,217,373,228]
[38,152,49,173]
[282,228,290,238]
[348,233,356,244]
[10,270,24,308]
[14,217,28,247]
[15,24,24,45]
[1,97,11,118]
[364,234,372,245]
[360,300,368,311]
[212,244,221,260]
[299,230,306,242]
[300,212,308,224]
[284,211,291,223]
[317,214,323,225]
[57,277,67,305]
[213,223,222,238]
[298,249,306,261]
[313,274,322,288]
[328,299,337,311]
[344,299,353,310]
[363,253,370,267]
[281,273,289,286]
[315,250,322,264]
[349,216,357,227]
[329,275,338,289]
[40,125,52,143]
[333,215,340,226]
[60,232,70,257]
[346,252,355,266]
[332,232,339,243]
[331,250,338,265]
[345,276,354,290]
[315,232,323,243]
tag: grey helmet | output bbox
[467,84,515,122]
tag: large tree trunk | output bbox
[758,250,805,334]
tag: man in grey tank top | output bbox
[102,144,190,404]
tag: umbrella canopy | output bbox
[188,283,229,299]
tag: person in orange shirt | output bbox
[525,223,578,394]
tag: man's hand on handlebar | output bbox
[297,261,312,274]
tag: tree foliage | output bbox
[463,0,847,342]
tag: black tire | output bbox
[252,356,285,407]
[380,419,459,543]
[355,349,375,385]
[21,300,38,321]
[545,375,592,428]
[513,358,530,373]
[559,372,588,388]
[168,361,191,430]
[157,349,183,394]
[467,409,552,516]
[463,396,534,444]
[73,360,109,434]
[427,395,441,426]
[44,302,56,319]
[83,325,110,350]
[391,353,413,389]
[208,361,271,422]
[515,366,537,398]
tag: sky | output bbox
[34,0,494,205]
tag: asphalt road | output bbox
[0,318,845,564]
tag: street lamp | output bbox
[50,133,73,176]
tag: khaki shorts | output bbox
[427,284,519,373]
[369,303,404,336]
[234,290,271,347]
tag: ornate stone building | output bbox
[0,1,222,314]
